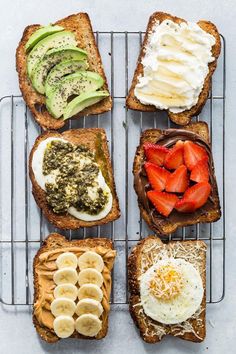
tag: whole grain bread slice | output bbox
[29,128,120,229]
[133,122,221,235]
[126,12,221,125]
[128,235,207,343]
[33,233,116,342]
[16,13,112,130]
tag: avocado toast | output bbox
[16,13,112,130]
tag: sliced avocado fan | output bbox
[27,31,77,78]
[63,90,110,120]
[46,71,104,118]
[25,25,64,52]
[45,59,89,97]
[31,46,87,94]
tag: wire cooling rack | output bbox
[0,32,225,306]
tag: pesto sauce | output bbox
[43,140,108,215]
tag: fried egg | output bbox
[140,258,203,324]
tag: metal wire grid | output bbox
[0,31,225,307]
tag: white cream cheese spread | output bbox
[134,19,216,113]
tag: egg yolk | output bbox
[149,265,183,301]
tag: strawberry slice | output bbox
[144,162,170,191]
[190,157,209,183]
[175,199,196,213]
[184,140,208,170]
[166,165,189,193]
[164,140,184,170]
[175,140,184,148]
[147,190,178,217]
[183,182,211,210]
[143,142,169,166]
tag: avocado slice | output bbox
[45,59,89,97]
[25,25,64,52]
[31,46,87,94]
[63,90,110,120]
[27,31,77,78]
[46,71,104,118]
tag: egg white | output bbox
[31,137,113,221]
[140,258,203,325]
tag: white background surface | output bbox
[0,0,235,353]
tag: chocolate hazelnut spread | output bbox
[134,129,220,234]
[34,246,116,331]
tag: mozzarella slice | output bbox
[31,138,113,221]
[68,174,112,221]
[32,137,66,190]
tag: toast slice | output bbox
[16,13,112,130]
[29,128,120,229]
[33,233,116,342]
[128,235,207,343]
[133,122,221,235]
[126,12,221,125]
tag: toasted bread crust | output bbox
[126,12,221,125]
[33,233,115,342]
[16,13,112,130]
[128,236,206,343]
[29,128,120,229]
[133,122,221,235]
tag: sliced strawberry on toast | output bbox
[164,140,184,170]
[165,165,189,193]
[183,182,211,210]
[190,157,209,183]
[147,190,178,217]
[143,142,169,166]
[144,162,170,191]
[175,199,196,213]
[184,140,209,170]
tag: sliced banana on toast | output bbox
[51,297,76,317]
[53,315,75,338]
[56,252,78,269]
[54,283,78,301]
[53,267,78,285]
[78,284,103,302]
[76,298,103,317]
[78,268,103,287]
[75,314,102,337]
[34,234,116,341]
[51,250,104,339]
[78,251,104,272]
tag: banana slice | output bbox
[56,252,78,269]
[53,267,78,285]
[76,298,103,317]
[51,297,76,317]
[78,284,103,302]
[78,251,104,272]
[53,315,75,338]
[54,283,78,301]
[75,314,102,337]
[78,268,103,287]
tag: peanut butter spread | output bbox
[34,246,116,331]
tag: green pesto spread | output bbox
[43,140,108,214]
